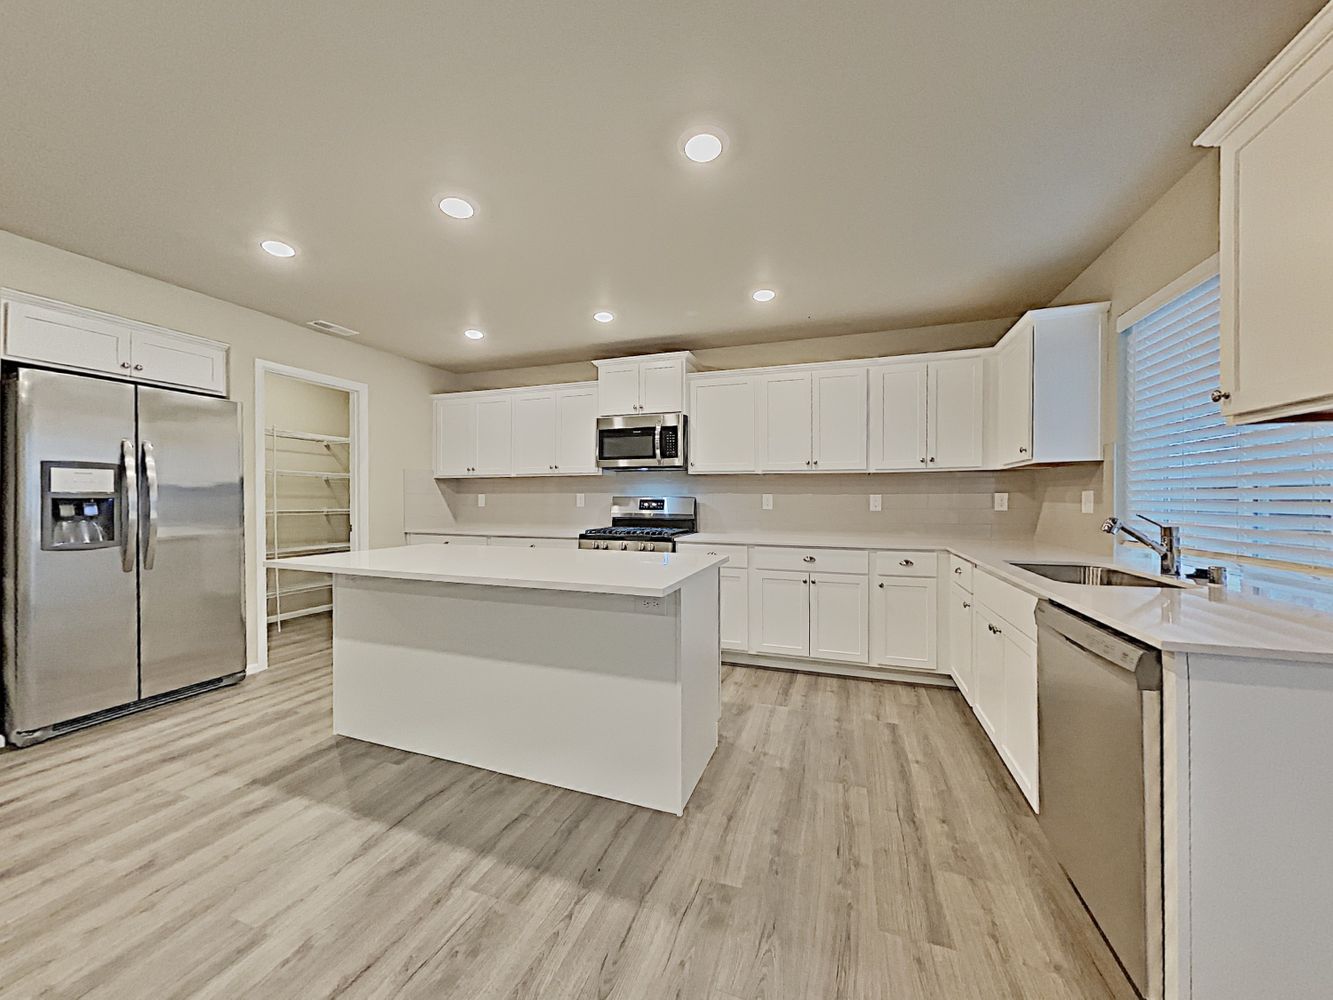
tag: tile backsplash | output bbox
[405,468,1062,540]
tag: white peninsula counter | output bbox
[269,544,727,814]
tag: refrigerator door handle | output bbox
[121,438,138,574]
[141,440,159,570]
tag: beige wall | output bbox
[0,229,454,666]
[265,373,350,440]
[1033,151,1221,551]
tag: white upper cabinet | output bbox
[986,303,1104,468]
[553,384,599,475]
[434,383,597,479]
[928,356,984,469]
[1196,6,1333,423]
[688,372,758,473]
[510,392,558,475]
[757,369,814,471]
[756,365,867,472]
[811,368,868,471]
[869,362,928,471]
[3,291,228,395]
[592,352,695,415]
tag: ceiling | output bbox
[0,1,1321,372]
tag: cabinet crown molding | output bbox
[1196,2,1333,147]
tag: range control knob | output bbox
[619,541,630,551]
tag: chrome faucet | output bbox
[1102,515,1181,578]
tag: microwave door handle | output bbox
[120,439,138,573]
[141,440,159,570]
[653,423,663,463]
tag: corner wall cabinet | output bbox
[592,352,696,416]
[1196,5,1333,423]
[2,289,229,395]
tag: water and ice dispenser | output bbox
[41,462,119,550]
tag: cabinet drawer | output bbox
[487,536,575,548]
[752,546,868,574]
[872,550,938,577]
[404,533,487,546]
[676,542,748,568]
[948,555,974,592]
[974,570,1038,640]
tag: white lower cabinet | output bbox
[869,574,937,670]
[486,536,576,549]
[403,533,488,546]
[810,573,870,663]
[971,589,1039,811]
[719,568,749,652]
[947,582,975,703]
[748,569,812,657]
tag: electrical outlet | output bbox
[1081,490,1095,514]
[575,493,585,508]
[761,493,774,511]
[993,492,1009,512]
[477,493,486,508]
[869,494,882,512]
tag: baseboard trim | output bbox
[722,652,957,687]
[246,661,265,676]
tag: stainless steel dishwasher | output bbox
[1036,601,1163,1000]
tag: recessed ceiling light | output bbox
[260,239,296,258]
[593,311,615,324]
[682,132,724,163]
[464,328,485,340]
[439,197,475,219]
[752,288,777,302]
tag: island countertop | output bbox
[267,544,727,598]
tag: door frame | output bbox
[252,359,370,672]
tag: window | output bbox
[1121,273,1333,607]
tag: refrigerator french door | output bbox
[2,367,245,746]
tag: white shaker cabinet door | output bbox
[748,569,811,657]
[869,363,927,471]
[719,568,749,652]
[130,328,227,394]
[812,367,868,471]
[1000,626,1039,809]
[928,357,983,470]
[810,572,870,663]
[757,370,813,471]
[597,362,641,416]
[510,392,558,475]
[4,298,132,377]
[993,325,1034,466]
[947,583,975,704]
[870,574,937,671]
[638,358,685,413]
[433,397,477,477]
[554,385,599,475]
[972,609,1005,741]
[472,398,513,476]
[689,374,757,473]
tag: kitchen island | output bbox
[268,544,727,814]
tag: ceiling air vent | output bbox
[307,319,361,338]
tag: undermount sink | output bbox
[1009,562,1188,588]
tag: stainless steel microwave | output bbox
[595,412,687,470]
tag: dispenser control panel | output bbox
[41,461,120,551]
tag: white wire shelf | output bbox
[267,542,352,557]
[266,508,352,516]
[266,427,350,444]
[266,581,332,599]
[267,469,351,479]
[267,604,333,624]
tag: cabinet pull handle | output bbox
[802,555,815,563]
[898,559,914,567]
[1210,389,1231,403]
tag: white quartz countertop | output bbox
[268,544,726,598]
[407,523,1333,660]
[406,524,584,539]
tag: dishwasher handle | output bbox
[1036,600,1161,689]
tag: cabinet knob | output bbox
[962,601,971,609]
[919,457,927,464]
[877,582,884,589]
[120,362,132,370]
[133,364,144,371]
[1018,447,1028,455]
[954,566,963,575]
[802,555,815,563]
[812,460,818,466]
[805,460,812,466]
[928,457,935,463]
[810,578,817,585]
[1210,389,1231,403]
[899,559,914,567]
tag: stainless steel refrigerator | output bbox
[2,366,245,747]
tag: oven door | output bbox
[596,413,684,469]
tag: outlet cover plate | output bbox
[1081,490,1095,514]
[869,494,882,512]
[762,494,774,511]
[477,493,486,508]
[575,493,585,508]
[993,492,1008,512]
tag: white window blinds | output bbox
[1122,274,1333,580]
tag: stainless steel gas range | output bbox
[578,496,696,552]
